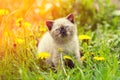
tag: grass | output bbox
[0,0,120,80]
[0,22,120,80]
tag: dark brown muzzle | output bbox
[60,26,67,37]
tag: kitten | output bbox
[37,13,81,68]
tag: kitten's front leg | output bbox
[75,50,82,65]
[52,52,61,69]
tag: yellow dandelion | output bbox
[0,9,9,16]
[57,48,63,52]
[32,40,37,46]
[79,35,91,40]
[80,56,85,61]
[91,52,94,55]
[23,22,31,27]
[94,56,105,61]
[16,17,23,27]
[38,76,43,80]
[90,52,94,56]
[37,52,51,59]
[64,55,72,60]
[16,17,23,23]
[15,38,25,44]
[39,26,47,32]
[29,33,34,37]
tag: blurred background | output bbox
[0,0,120,79]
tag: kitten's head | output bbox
[46,13,77,43]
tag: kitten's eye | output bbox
[56,29,60,32]
[65,26,69,29]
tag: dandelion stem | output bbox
[60,52,67,76]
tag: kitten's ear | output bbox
[46,20,54,30]
[66,13,74,24]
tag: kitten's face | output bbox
[46,14,76,43]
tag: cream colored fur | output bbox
[38,14,81,68]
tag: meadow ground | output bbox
[0,0,120,80]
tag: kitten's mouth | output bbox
[61,33,67,37]
[60,30,67,37]
[60,27,67,37]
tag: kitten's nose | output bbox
[60,26,67,37]
[60,27,66,33]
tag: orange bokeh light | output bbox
[0,0,59,54]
